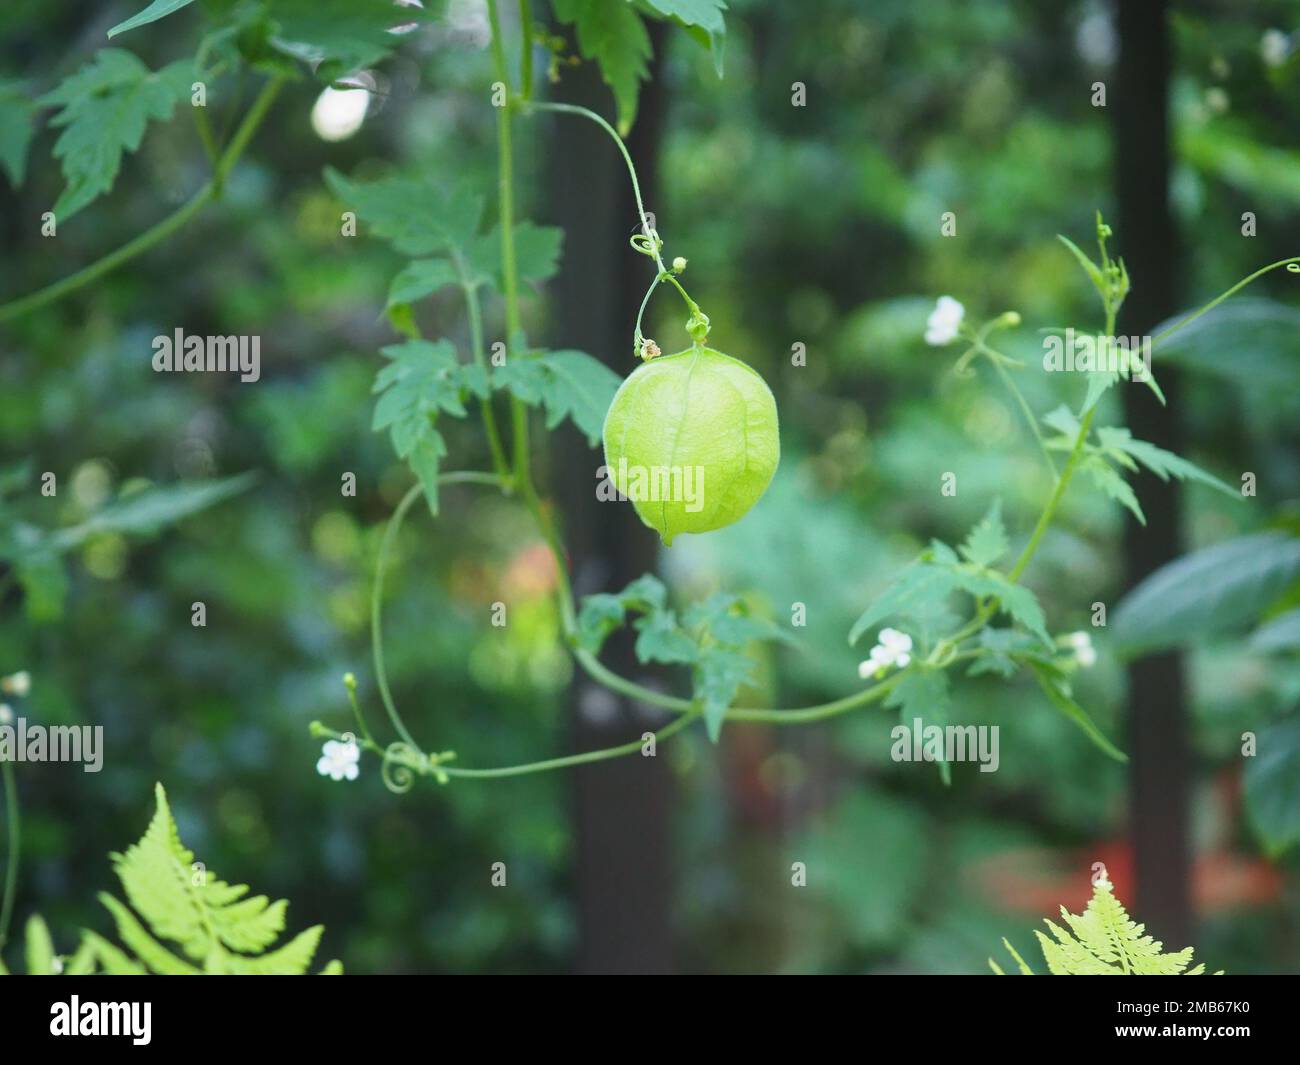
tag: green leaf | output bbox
[1096,427,1238,498]
[946,567,1053,649]
[1057,234,1106,300]
[1029,662,1127,762]
[575,593,625,653]
[324,166,482,257]
[268,0,426,75]
[108,0,199,38]
[959,500,1009,567]
[372,340,475,515]
[885,668,953,785]
[494,349,621,447]
[469,223,565,290]
[44,472,258,552]
[0,80,35,187]
[14,553,68,622]
[1012,877,1213,975]
[641,0,727,74]
[552,0,652,134]
[24,915,56,975]
[386,258,461,307]
[99,782,333,974]
[40,50,193,219]
[1244,716,1300,857]
[848,561,957,646]
[694,645,753,742]
[1080,455,1145,525]
[1113,533,1300,656]
[633,609,698,665]
[1250,608,1300,653]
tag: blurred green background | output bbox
[1,0,1299,974]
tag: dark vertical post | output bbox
[1113,0,1191,944]
[543,24,674,973]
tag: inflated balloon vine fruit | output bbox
[602,345,780,545]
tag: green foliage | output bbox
[0,80,34,187]
[372,340,485,515]
[2,785,339,975]
[1044,405,1237,527]
[554,0,727,133]
[577,575,791,740]
[495,347,622,448]
[1113,532,1300,655]
[1245,715,1300,857]
[0,472,256,622]
[39,49,194,219]
[849,505,1051,650]
[552,0,652,135]
[108,0,200,39]
[991,877,1217,975]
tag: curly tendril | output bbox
[380,743,421,794]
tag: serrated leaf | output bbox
[40,50,193,219]
[633,609,698,665]
[98,783,328,974]
[949,568,1053,649]
[1029,661,1127,762]
[885,668,953,785]
[324,166,482,257]
[959,500,1009,567]
[1081,455,1145,525]
[1113,532,1300,656]
[575,593,625,653]
[695,645,754,742]
[372,340,474,514]
[1096,426,1238,498]
[108,0,200,38]
[0,81,35,187]
[269,0,426,74]
[552,0,652,134]
[386,258,461,307]
[468,222,565,290]
[848,563,957,646]
[494,349,620,447]
[641,0,727,74]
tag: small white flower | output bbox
[924,296,965,346]
[1261,29,1290,68]
[859,628,914,677]
[317,739,361,782]
[1069,631,1097,668]
[0,703,12,726]
[878,628,913,667]
[1,671,29,697]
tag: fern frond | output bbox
[98,782,339,975]
[992,877,1220,975]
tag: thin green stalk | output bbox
[458,267,511,482]
[1148,256,1300,351]
[984,346,1059,481]
[0,759,17,953]
[518,0,534,100]
[372,474,506,753]
[486,0,533,482]
[0,76,284,325]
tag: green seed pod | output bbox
[602,346,780,545]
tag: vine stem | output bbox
[370,473,508,754]
[0,76,284,325]
[0,759,17,953]
[521,99,703,337]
